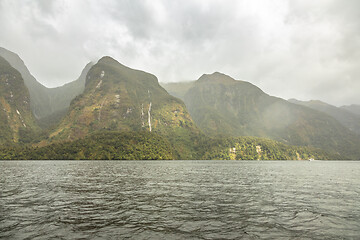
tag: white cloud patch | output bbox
[0,0,359,105]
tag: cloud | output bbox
[0,0,359,105]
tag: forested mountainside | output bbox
[289,99,360,135]
[341,105,360,116]
[0,47,359,160]
[163,72,360,159]
[0,56,39,144]
[0,131,338,160]
[46,57,200,159]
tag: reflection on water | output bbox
[0,161,359,239]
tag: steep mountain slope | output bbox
[48,56,199,158]
[0,47,92,122]
[0,56,39,144]
[164,72,360,159]
[36,62,93,129]
[0,47,51,119]
[160,81,195,99]
[289,99,360,135]
[45,62,93,116]
[341,105,360,116]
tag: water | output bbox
[0,161,359,239]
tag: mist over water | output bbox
[1,161,359,239]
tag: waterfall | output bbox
[148,102,152,132]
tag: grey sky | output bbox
[0,0,359,106]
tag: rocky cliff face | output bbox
[0,56,39,144]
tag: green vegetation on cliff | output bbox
[0,47,92,126]
[0,56,39,144]
[163,72,360,159]
[48,56,199,159]
[289,99,360,135]
[197,136,340,160]
[0,131,338,160]
[0,132,174,160]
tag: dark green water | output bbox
[0,161,359,239]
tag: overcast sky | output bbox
[0,0,359,106]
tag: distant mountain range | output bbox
[162,73,360,159]
[288,99,360,135]
[0,47,359,159]
[341,105,360,116]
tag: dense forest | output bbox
[0,132,174,160]
[0,131,340,160]
[197,136,341,160]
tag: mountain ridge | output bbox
[341,104,360,116]
[0,47,359,160]
[163,72,360,159]
[289,98,360,135]
[0,47,93,124]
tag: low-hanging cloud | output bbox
[0,0,359,106]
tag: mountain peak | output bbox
[198,72,236,84]
[85,56,159,88]
[98,56,117,63]
[289,98,330,107]
[0,47,24,66]
[97,56,127,68]
[308,100,328,105]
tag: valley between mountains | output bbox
[1,47,359,160]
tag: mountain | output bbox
[36,62,93,129]
[0,54,350,160]
[0,47,93,124]
[0,56,39,144]
[163,72,360,159]
[0,47,51,119]
[341,105,360,116]
[47,56,199,159]
[160,81,195,100]
[289,99,360,135]
[45,62,93,115]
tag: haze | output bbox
[0,0,359,106]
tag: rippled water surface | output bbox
[0,161,359,239]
